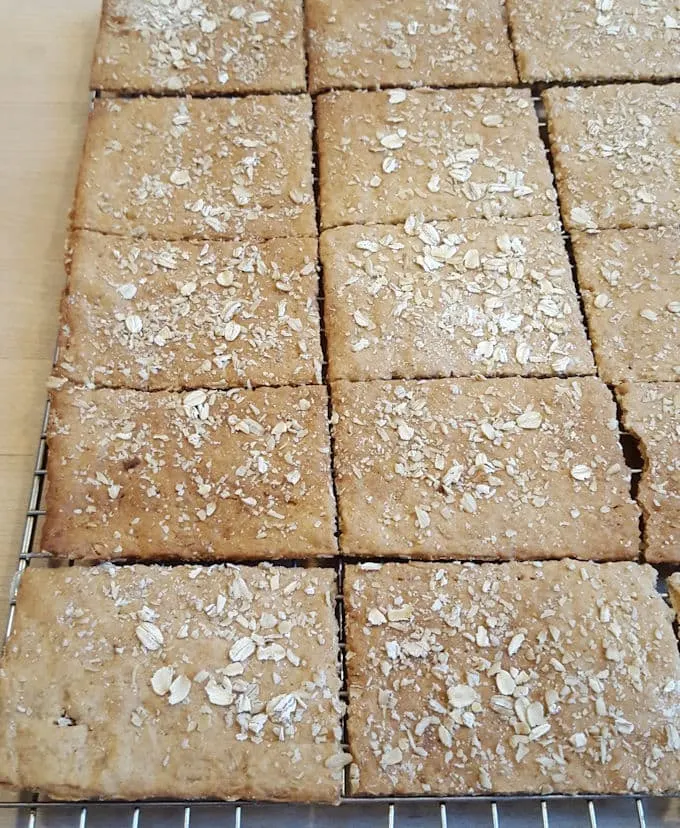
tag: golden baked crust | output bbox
[573,227,680,385]
[91,0,306,95]
[322,215,594,382]
[345,560,680,795]
[316,87,558,229]
[306,0,516,93]
[331,376,640,560]
[508,0,680,83]
[544,84,680,232]
[56,230,323,390]
[73,96,316,240]
[0,564,345,801]
[42,384,337,561]
[617,381,679,563]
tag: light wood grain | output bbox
[0,2,100,821]
[0,360,53,455]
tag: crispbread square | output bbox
[56,230,323,390]
[322,216,594,381]
[91,0,306,95]
[508,0,680,83]
[572,227,680,385]
[73,96,315,240]
[331,376,639,561]
[306,0,516,94]
[617,381,680,563]
[345,559,680,795]
[544,84,680,232]
[316,87,557,230]
[42,384,336,561]
[0,564,345,801]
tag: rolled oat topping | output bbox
[91,0,306,94]
[43,384,336,561]
[508,0,680,83]
[345,560,680,795]
[317,87,557,229]
[322,215,593,382]
[0,564,346,801]
[332,376,639,561]
[306,0,516,93]
[57,231,323,390]
[544,84,680,232]
[74,96,316,240]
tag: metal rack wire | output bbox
[0,791,673,827]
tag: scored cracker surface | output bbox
[317,87,557,229]
[508,0,680,83]
[0,564,345,801]
[306,0,516,93]
[42,384,337,561]
[573,227,680,385]
[56,231,323,390]
[544,84,680,232]
[91,0,306,94]
[73,96,316,240]
[345,560,680,795]
[331,376,640,561]
[322,215,594,382]
[617,381,680,563]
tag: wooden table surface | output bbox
[0,1,100,816]
[0,0,100,621]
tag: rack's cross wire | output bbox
[637,799,647,828]
[541,800,550,828]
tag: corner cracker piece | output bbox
[617,382,680,563]
[91,0,306,95]
[345,560,680,795]
[508,0,680,84]
[0,565,345,801]
[322,215,594,382]
[306,0,516,94]
[544,84,680,232]
[42,384,336,561]
[316,87,557,230]
[572,227,680,385]
[331,376,639,561]
[73,96,316,240]
[56,231,323,390]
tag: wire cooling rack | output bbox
[1,402,679,828]
[1,91,680,828]
[2,796,679,828]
